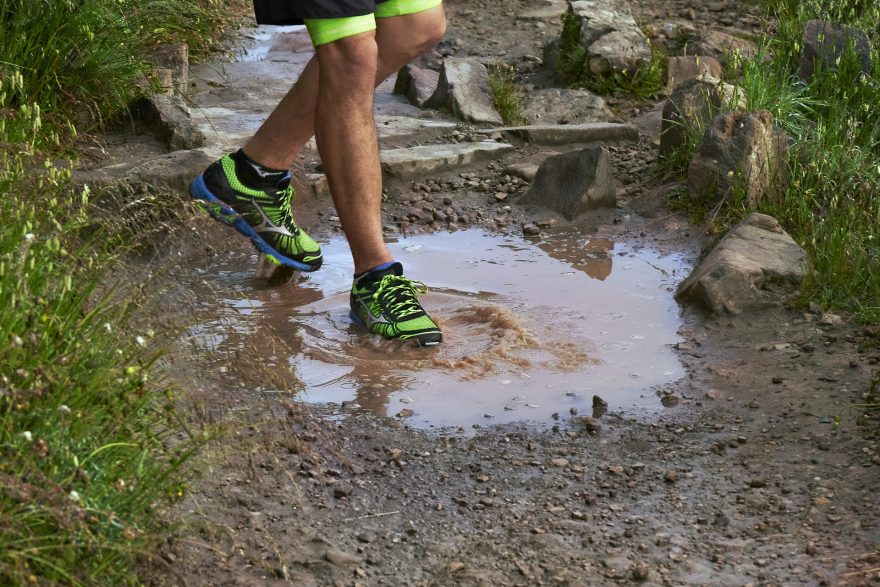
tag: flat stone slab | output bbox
[380,141,514,177]
[375,115,457,145]
[516,6,566,21]
[76,149,214,192]
[477,123,638,146]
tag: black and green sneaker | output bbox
[189,154,323,271]
[349,262,442,346]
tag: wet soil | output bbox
[125,0,880,585]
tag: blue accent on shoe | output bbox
[370,261,397,273]
[189,174,319,272]
[349,310,366,327]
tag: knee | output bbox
[317,33,379,89]
[412,11,446,55]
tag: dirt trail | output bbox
[140,0,880,585]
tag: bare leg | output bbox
[313,32,389,273]
[243,6,446,171]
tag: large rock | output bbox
[685,30,757,66]
[542,38,565,84]
[688,110,789,209]
[424,58,502,125]
[660,74,743,158]
[521,88,614,124]
[150,43,189,96]
[664,55,723,95]
[568,0,652,76]
[520,146,616,219]
[393,64,440,108]
[135,94,206,151]
[380,141,514,177]
[676,213,807,315]
[798,20,873,81]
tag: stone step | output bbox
[380,141,514,177]
[374,115,457,145]
[477,122,639,146]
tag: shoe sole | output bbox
[189,175,321,272]
[349,310,442,347]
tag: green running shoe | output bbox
[189,154,323,271]
[349,262,442,346]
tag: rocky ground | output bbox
[84,0,880,585]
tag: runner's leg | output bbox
[312,30,390,273]
[242,3,445,172]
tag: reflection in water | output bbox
[189,228,689,429]
[536,236,614,281]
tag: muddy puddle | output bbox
[190,228,690,429]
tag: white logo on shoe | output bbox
[251,199,295,237]
[352,287,392,327]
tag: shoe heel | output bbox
[190,176,238,225]
[349,310,366,328]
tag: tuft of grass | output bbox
[0,0,248,134]
[0,104,205,585]
[0,0,245,581]
[557,11,666,98]
[488,62,529,126]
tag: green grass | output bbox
[488,62,529,126]
[0,122,205,584]
[662,0,880,321]
[0,0,247,134]
[557,11,666,99]
[0,0,242,583]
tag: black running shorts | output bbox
[253,0,392,26]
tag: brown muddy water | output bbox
[189,228,691,429]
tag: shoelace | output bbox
[274,184,300,235]
[374,275,428,319]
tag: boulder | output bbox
[664,55,723,94]
[798,20,873,81]
[676,213,807,315]
[567,0,653,76]
[629,183,677,218]
[542,38,565,84]
[520,146,617,219]
[687,110,789,209]
[393,64,440,108]
[685,30,757,66]
[660,74,743,158]
[150,43,189,96]
[521,88,614,124]
[134,94,206,151]
[424,58,503,125]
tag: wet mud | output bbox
[142,0,880,584]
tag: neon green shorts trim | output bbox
[304,14,376,47]
[375,0,443,19]
[304,0,443,46]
